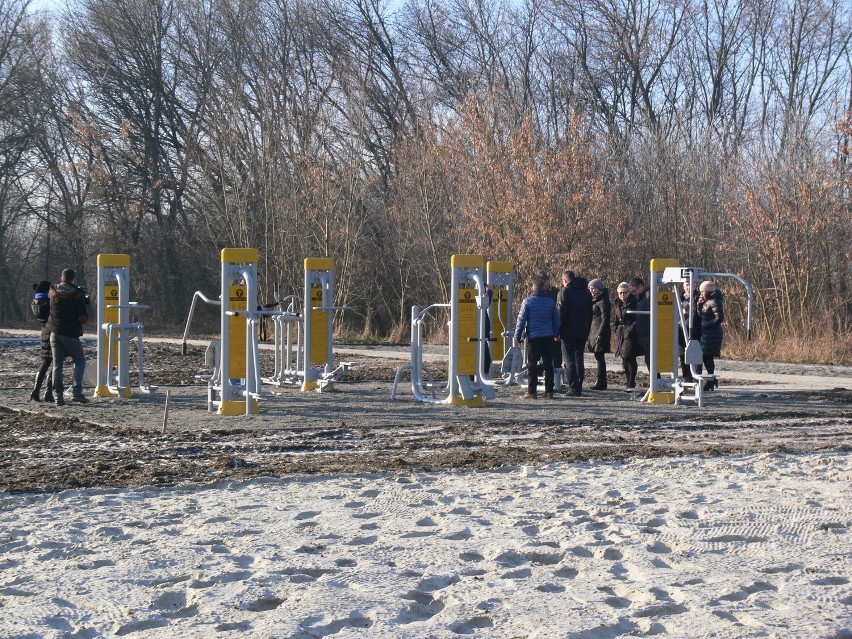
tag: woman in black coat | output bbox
[612,282,641,390]
[30,280,54,402]
[698,280,724,390]
[587,279,611,390]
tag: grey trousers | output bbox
[51,333,86,398]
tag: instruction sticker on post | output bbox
[310,285,328,366]
[457,288,478,375]
[102,283,119,366]
[229,285,247,378]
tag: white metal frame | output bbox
[643,264,754,407]
[392,254,496,405]
[94,254,152,399]
[263,259,351,392]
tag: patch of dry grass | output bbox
[726,330,851,366]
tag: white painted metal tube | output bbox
[182,291,221,355]
[702,271,754,340]
[410,303,450,404]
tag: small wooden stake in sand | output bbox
[161,389,171,433]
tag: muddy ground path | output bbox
[1,335,850,492]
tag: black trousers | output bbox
[622,357,638,388]
[562,338,586,392]
[526,337,555,394]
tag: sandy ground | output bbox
[1,454,850,638]
[0,331,850,637]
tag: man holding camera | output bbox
[48,268,91,405]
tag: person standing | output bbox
[48,268,91,405]
[586,278,611,390]
[30,281,54,402]
[628,277,650,371]
[557,270,592,396]
[514,273,560,399]
[613,282,641,390]
[541,272,562,383]
[698,280,724,391]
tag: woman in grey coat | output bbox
[587,279,611,390]
[698,281,724,391]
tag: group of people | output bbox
[514,270,725,398]
[30,268,92,406]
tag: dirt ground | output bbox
[0,334,849,493]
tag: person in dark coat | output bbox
[557,270,592,396]
[613,282,641,390]
[30,281,54,402]
[540,272,562,380]
[48,268,91,405]
[678,280,702,381]
[628,277,650,370]
[586,279,611,390]
[698,280,724,391]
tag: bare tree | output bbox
[0,0,44,320]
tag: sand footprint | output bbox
[294,510,321,521]
[401,516,439,539]
[444,528,473,540]
[114,618,170,635]
[346,535,378,546]
[295,611,375,638]
[713,581,777,603]
[151,590,200,619]
[241,595,285,612]
[396,590,446,623]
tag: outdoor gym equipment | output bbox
[637,259,753,407]
[263,258,352,392]
[392,254,497,405]
[485,261,522,385]
[93,253,152,399]
[182,248,263,415]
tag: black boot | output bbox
[31,372,44,401]
[42,373,54,403]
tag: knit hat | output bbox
[32,280,51,294]
[588,279,605,291]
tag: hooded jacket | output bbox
[699,288,724,357]
[48,283,90,338]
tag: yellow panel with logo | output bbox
[229,284,247,378]
[457,287,478,375]
[656,289,675,371]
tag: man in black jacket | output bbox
[629,277,651,371]
[557,270,592,395]
[48,268,91,405]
